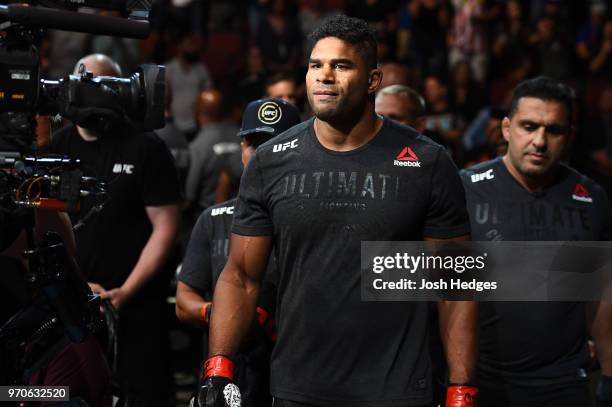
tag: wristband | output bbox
[446,385,478,407]
[204,355,234,380]
[200,302,212,323]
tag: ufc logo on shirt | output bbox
[273,139,298,152]
[471,169,494,183]
[211,206,234,216]
[112,163,135,174]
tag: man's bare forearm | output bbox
[176,281,210,328]
[438,300,479,384]
[592,301,612,375]
[208,264,261,358]
[122,205,179,298]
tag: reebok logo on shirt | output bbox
[112,163,134,174]
[572,183,593,203]
[470,169,494,183]
[394,147,421,167]
[273,139,298,152]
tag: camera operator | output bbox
[50,54,181,407]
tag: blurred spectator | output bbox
[448,60,487,126]
[449,0,501,83]
[576,2,607,73]
[577,86,612,196]
[490,0,532,82]
[462,106,508,167]
[397,0,451,76]
[346,0,397,33]
[423,75,462,144]
[589,18,612,77]
[90,35,140,75]
[208,0,245,32]
[165,33,214,140]
[45,31,89,79]
[376,84,426,132]
[530,14,573,80]
[156,100,190,189]
[236,46,269,105]
[255,0,303,74]
[379,62,411,88]
[299,0,337,53]
[346,0,398,61]
[265,72,299,105]
[185,89,239,217]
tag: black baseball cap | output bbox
[237,98,301,138]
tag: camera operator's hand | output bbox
[88,282,108,313]
[101,286,132,310]
[197,356,241,407]
[88,282,107,296]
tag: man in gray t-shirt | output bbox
[185,89,239,214]
[165,34,213,136]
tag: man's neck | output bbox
[502,155,557,192]
[77,125,98,142]
[313,106,382,152]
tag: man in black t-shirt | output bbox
[50,54,181,407]
[199,15,478,407]
[460,76,612,407]
[176,98,301,406]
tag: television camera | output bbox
[0,1,165,400]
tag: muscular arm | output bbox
[208,233,272,358]
[105,204,180,308]
[427,234,479,384]
[591,301,612,375]
[438,300,479,383]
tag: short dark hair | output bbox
[308,14,378,70]
[508,76,575,126]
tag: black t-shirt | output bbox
[232,117,470,406]
[461,157,612,385]
[179,199,235,298]
[178,198,277,402]
[50,124,181,298]
[179,197,277,314]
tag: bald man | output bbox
[50,54,181,407]
[185,88,239,216]
[375,84,426,131]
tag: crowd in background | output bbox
[39,0,612,199]
[24,1,612,403]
